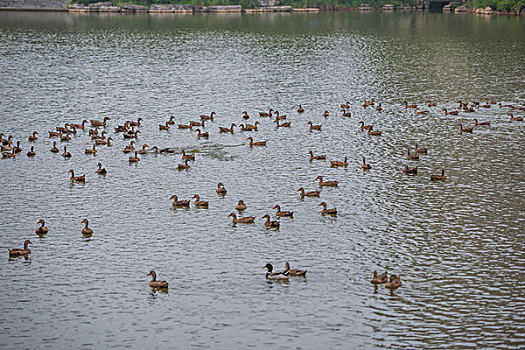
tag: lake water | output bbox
[0,10,524,349]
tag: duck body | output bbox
[430,169,447,181]
[62,146,71,158]
[129,152,140,163]
[50,141,59,153]
[148,270,168,288]
[307,122,322,131]
[8,240,32,257]
[177,160,190,170]
[406,149,420,161]
[170,195,190,207]
[192,195,209,208]
[298,187,320,197]
[315,176,339,187]
[263,214,280,228]
[309,150,326,161]
[385,275,402,290]
[371,271,388,284]
[81,219,93,236]
[181,150,195,162]
[368,130,382,136]
[414,143,428,154]
[96,163,107,175]
[216,183,227,195]
[236,200,247,211]
[361,157,371,170]
[474,118,491,126]
[228,212,255,224]
[459,124,473,133]
[219,123,235,133]
[36,219,48,236]
[69,169,85,182]
[320,202,337,215]
[263,263,289,279]
[330,157,348,167]
[27,146,36,157]
[403,165,418,175]
[247,137,267,147]
[284,262,307,277]
[273,205,294,217]
[297,105,304,113]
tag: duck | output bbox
[474,118,491,126]
[192,194,209,208]
[148,270,168,288]
[60,133,71,142]
[297,105,304,113]
[94,137,112,146]
[322,110,329,117]
[200,112,215,121]
[385,275,402,290]
[415,108,429,115]
[166,116,176,125]
[240,121,259,131]
[330,157,348,167]
[91,130,106,141]
[236,200,247,211]
[228,212,255,224]
[35,219,48,236]
[69,169,85,182]
[219,123,236,133]
[69,120,87,130]
[130,117,142,127]
[273,205,294,217]
[26,146,36,157]
[498,102,514,108]
[170,195,190,207]
[177,160,190,170]
[8,240,32,257]
[459,123,473,133]
[259,109,273,117]
[81,218,93,236]
[128,152,140,163]
[1,134,12,146]
[341,109,352,117]
[137,144,149,155]
[247,137,267,147]
[368,129,382,136]
[403,100,417,108]
[181,150,195,162]
[159,122,170,131]
[309,150,326,161]
[403,165,418,175]
[195,129,209,138]
[442,108,459,116]
[96,162,107,175]
[2,149,16,158]
[361,157,371,170]
[363,98,375,107]
[360,121,373,131]
[284,262,307,276]
[371,271,388,284]
[320,202,337,215]
[114,121,130,133]
[262,263,289,279]
[178,123,192,130]
[190,120,205,128]
[307,122,322,131]
[479,103,491,108]
[123,141,135,154]
[28,131,39,142]
[50,141,59,153]
[414,143,428,154]
[297,187,320,197]
[376,103,382,112]
[273,111,287,120]
[84,144,97,155]
[62,146,71,158]
[427,100,437,107]
[510,114,523,121]
[48,130,61,138]
[216,183,227,195]
[12,141,22,153]
[430,169,446,181]
[262,214,280,228]
[274,119,291,128]
[406,149,419,161]
[315,175,339,187]
[90,116,110,127]
[124,129,140,139]
[341,101,350,109]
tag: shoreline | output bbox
[0,4,523,17]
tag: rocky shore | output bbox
[0,0,523,16]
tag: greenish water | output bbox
[0,11,524,349]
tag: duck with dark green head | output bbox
[262,263,289,279]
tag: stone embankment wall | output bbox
[0,0,66,10]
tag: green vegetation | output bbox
[72,0,524,12]
[465,0,525,12]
